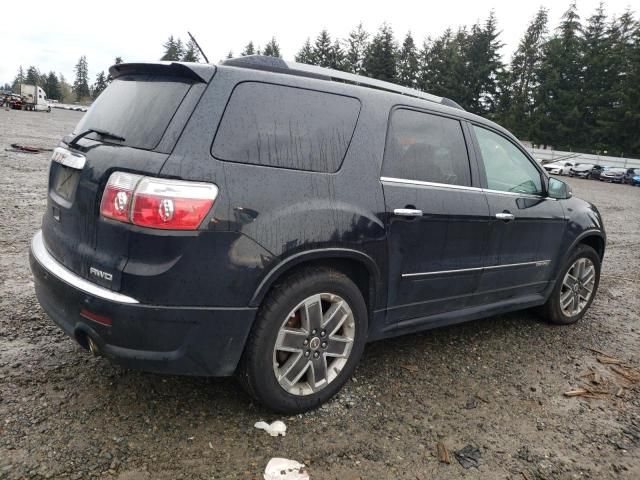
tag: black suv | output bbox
[30,57,606,413]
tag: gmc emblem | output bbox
[89,267,113,282]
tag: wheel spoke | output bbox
[301,295,323,331]
[560,289,574,309]
[279,352,311,385]
[325,335,352,358]
[563,273,578,289]
[571,293,580,314]
[310,356,328,390]
[322,301,347,336]
[276,328,306,353]
[581,267,595,285]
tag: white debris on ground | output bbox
[263,458,309,480]
[254,420,287,437]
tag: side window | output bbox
[212,82,360,173]
[473,125,543,195]
[382,109,471,186]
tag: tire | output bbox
[539,244,601,325]
[238,267,368,413]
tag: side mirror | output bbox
[548,177,572,199]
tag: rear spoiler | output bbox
[108,62,216,83]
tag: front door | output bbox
[381,108,491,327]
[469,124,566,304]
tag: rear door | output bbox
[381,108,490,326]
[469,124,565,304]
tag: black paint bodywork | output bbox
[30,61,606,376]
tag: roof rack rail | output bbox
[220,55,464,110]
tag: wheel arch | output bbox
[249,249,383,319]
[572,230,606,261]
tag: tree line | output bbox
[7,56,123,103]
[173,2,635,157]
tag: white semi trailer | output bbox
[19,84,51,112]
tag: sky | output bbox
[1,0,635,85]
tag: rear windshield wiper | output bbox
[68,128,125,147]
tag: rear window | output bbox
[212,82,360,172]
[74,75,192,150]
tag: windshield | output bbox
[74,75,192,150]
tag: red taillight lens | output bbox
[131,177,218,230]
[100,172,218,230]
[99,172,142,222]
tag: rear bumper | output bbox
[29,230,256,376]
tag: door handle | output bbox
[394,208,423,217]
[495,212,515,222]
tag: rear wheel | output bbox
[539,245,600,325]
[238,267,367,413]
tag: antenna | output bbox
[187,31,209,64]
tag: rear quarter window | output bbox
[211,82,361,173]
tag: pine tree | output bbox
[93,71,108,99]
[241,41,256,56]
[532,2,583,150]
[497,7,548,138]
[44,72,61,100]
[161,36,184,61]
[182,39,201,62]
[345,23,369,74]
[364,23,397,82]
[25,66,40,86]
[397,32,419,88]
[227,51,234,59]
[72,56,90,101]
[263,37,281,57]
[329,39,346,70]
[313,29,333,67]
[295,38,315,64]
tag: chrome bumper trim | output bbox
[31,230,139,304]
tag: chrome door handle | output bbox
[394,208,423,217]
[496,212,515,221]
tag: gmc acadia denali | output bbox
[29,56,606,413]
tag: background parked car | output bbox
[623,168,640,184]
[544,161,575,175]
[569,164,596,179]
[600,167,627,183]
[588,165,606,180]
[631,173,640,186]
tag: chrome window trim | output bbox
[402,259,551,278]
[380,176,555,200]
[380,176,483,193]
[31,230,139,304]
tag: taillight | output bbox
[100,172,218,230]
[100,172,142,222]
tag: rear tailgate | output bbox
[41,62,215,291]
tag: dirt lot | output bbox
[1,109,639,480]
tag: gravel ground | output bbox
[1,109,639,480]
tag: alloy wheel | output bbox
[560,257,596,317]
[273,293,355,396]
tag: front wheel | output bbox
[238,267,367,413]
[539,245,601,325]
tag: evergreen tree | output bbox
[227,51,234,59]
[44,72,61,100]
[241,41,256,56]
[364,23,397,82]
[532,2,583,149]
[328,39,346,70]
[72,55,90,101]
[93,71,108,99]
[345,23,369,74]
[263,37,281,57]
[581,3,616,151]
[497,7,549,138]
[295,38,315,64]
[397,32,419,88]
[25,66,41,86]
[313,29,333,67]
[160,35,184,61]
[608,10,640,156]
[182,39,201,62]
